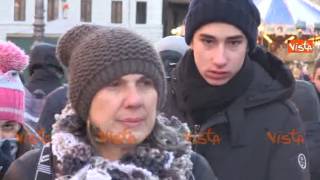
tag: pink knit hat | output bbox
[0,41,29,124]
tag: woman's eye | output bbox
[140,78,154,87]
[109,80,120,87]
[144,79,154,86]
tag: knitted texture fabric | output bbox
[0,41,29,124]
[0,41,28,73]
[56,25,166,121]
[184,0,261,52]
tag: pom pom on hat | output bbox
[0,41,29,73]
[56,24,103,67]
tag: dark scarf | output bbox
[174,50,254,124]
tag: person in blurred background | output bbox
[291,61,311,81]
[292,80,320,180]
[36,84,68,141]
[26,43,64,95]
[24,43,64,130]
[0,41,38,178]
[155,35,189,79]
[312,59,320,101]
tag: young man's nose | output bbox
[212,45,227,67]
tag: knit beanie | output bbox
[56,25,166,121]
[29,42,63,75]
[0,41,29,124]
[184,0,261,52]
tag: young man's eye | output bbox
[200,38,214,45]
[228,40,242,46]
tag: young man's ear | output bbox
[189,40,193,50]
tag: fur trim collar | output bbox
[52,105,194,180]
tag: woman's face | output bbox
[88,74,158,147]
[0,121,21,139]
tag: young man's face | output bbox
[313,68,320,92]
[88,74,158,147]
[191,22,248,86]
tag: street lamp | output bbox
[33,0,45,45]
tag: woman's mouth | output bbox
[117,118,144,128]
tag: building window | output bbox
[111,1,122,24]
[136,2,147,24]
[14,0,26,21]
[81,0,92,22]
[47,0,59,21]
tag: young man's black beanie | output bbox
[184,0,261,52]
